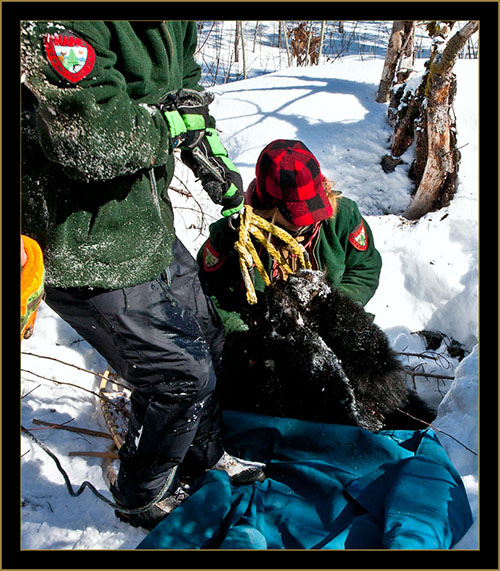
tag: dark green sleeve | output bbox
[21,21,175,182]
[197,219,248,312]
[338,203,382,306]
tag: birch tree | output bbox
[403,21,479,219]
[376,21,416,103]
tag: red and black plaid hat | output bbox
[250,140,333,226]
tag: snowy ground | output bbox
[20,23,479,551]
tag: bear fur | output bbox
[217,270,435,431]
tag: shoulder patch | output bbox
[203,241,225,272]
[43,31,95,83]
[348,220,368,251]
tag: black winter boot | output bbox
[113,484,191,530]
[111,472,191,531]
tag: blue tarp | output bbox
[138,411,472,550]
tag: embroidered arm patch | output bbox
[348,220,368,251]
[203,241,225,272]
[43,31,95,83]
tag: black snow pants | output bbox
[44,239,225,506]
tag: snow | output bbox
[21,23,479,550]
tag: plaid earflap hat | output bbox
[249,140,333,226]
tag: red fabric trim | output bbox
[348,220,368,251]
[203,241,225,272]
[43,33,95,83]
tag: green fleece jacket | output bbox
[197,196,382,310]
[21,20,208,289]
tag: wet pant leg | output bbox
[44,240,224,506]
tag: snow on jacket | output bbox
[21,20,210,289]
[197,195,382,311]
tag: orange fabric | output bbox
[21,235,45,340]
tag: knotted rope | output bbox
[233,205,312,304]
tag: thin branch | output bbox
[171,163,212,239]
[21,384,41,399]
[20,369,128,416]
[395,408,477,455]
[169,184,192,198]
[31,418,113,440]
[68,450,119,459]
[397,351,440,361]
[402,366,454,381]
[397,349,454,371]
[195,21,216,55]
[28,417,74,430]
[21,351,111,382]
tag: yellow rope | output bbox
[234,204,312,304]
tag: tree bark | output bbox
[234,21,240,63]
[318,20,325,64]
[390,78,425,157]
[282,21,292,67]
[376,21,406,103]
[395,21,416,84]
[253,21,259,53]
[404,21,478,219]
[306,22,313,65]
[239,21,247,79]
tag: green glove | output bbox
[182,128,244,217]
[159,89,213,150]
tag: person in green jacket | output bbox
[21,20,265,531]
[198,139,382,321]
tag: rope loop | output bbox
[233,205,312,304]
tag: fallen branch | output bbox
[21,384,41,399]
[397,348,456,370]
[31,418,112,440]
[69,451,119,459]
[21,369,128,416]
[397,351,440,361]
[21,351,115,383]
[170,167,216,240]
[22,368,105,398]
[395,407,477,456]
[402,366,454,381]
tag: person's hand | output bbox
[158,89,213,150]
[182,128,244,217]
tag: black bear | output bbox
[218,270,434,431]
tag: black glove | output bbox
[158,88,213,150]
[182,128,244,217]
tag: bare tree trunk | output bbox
[377,21,406,103]
[234,21,240,63]
[306,21,313,64]
[318,20,325,64]
[282,21,292,66]
[390,79,424,157]
[253,21,259,53]
[239,21,247,80]
[395,21,416,84]
[404,21,478,220]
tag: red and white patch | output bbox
[348,220,368,251]
[43,31,95,83]
[203,242,225,272]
